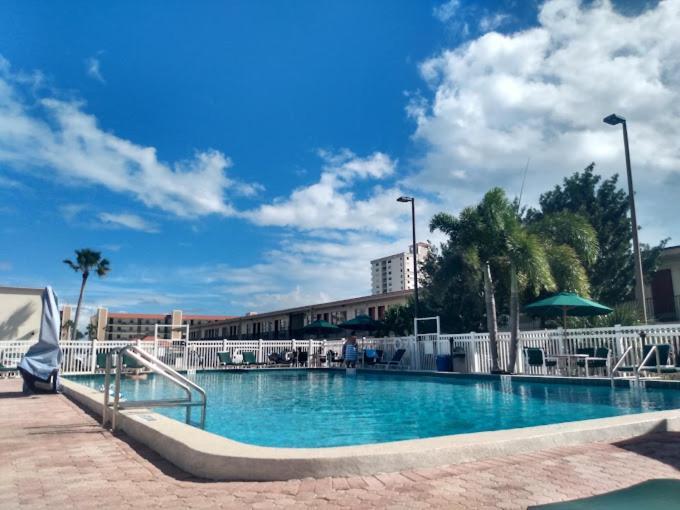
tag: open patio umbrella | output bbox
[301,319,342,336]
[338,314,384,332]
[524,292,613,328]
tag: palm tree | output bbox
[431,188,518,372]
[506,212,598,371]
[86,322,98,340]
[432,188,598,372]
[63,249,110,340]
[61,319,75,340]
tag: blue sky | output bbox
[1,0,678,326]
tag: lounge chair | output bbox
[617,344,678,376]
[529,478,680,509]
[217,351,242,368]
[375,349,406,369]
[242,351,266,367]
[363,349,383,366]
[295,350,309,367]
[523,347,557,374]
[0,362,18,378]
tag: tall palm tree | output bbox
[432,188,597,372]
[506,212,598,371]
[63,249,110,340]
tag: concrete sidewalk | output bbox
[1,378,678,509]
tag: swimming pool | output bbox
[69,370,680,448]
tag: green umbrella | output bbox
[301,319,342,336]
[524,292,613,328]
[338,314,384,332]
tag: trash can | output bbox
[452,348,467,373]
[436,354,452,372]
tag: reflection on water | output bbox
[69,371,680,448]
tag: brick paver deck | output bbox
[1,378,679,509]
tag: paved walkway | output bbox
[1,379,679,509]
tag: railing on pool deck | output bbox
[1,322,679,376]
[102,345,207,431]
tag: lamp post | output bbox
[397,196,419,319]
[603,113,647,323]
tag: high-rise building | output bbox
[370,243,430,295]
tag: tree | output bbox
[382,302,415,336]
[61,319,75,340]
[86,322,98,340]
[431,188,598,372]
[529,163,665,305]
[431,188,522,371]
[63,249,110,340]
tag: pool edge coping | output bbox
[60,376,680,481]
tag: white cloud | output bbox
[433,0,460,23]
[243,150,417,233]
[0,261,12,271]
[409,0,680,244]
[479,12,511,33]
[98,212,159,233]
[85,57,104,83]
[0,55,253,218]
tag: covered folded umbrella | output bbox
[338,314,384,332]
[301,319,342,336]
[524,292,613,328]
[19,286,62,392]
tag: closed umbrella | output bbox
[524,292,613,328]
[18,286,62,393]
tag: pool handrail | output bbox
[103,344,207,431]
[610,345,634,383]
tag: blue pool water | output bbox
[69,370,680,448]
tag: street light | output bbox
[603,113,647,323]
[397,196,420,319]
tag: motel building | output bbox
[189,289,413,340]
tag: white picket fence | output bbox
[1,323,679,376]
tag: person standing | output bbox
[343,335,358,368]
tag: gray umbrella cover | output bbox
[18,286,63,381]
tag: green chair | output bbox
[529,478,680,509]
[217,351,241,368]
[524,348,557,374]
[96,351,110,371]
[242,351,264,366]
[576,347,609,375]
[122,353,144,370]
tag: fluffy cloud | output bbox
[243,150,419,233]
[98,212,159,233]
[410,0,680,243]
[0,55,253,218]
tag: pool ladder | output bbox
[102,345,207,431]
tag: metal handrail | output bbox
[102,345,206,431]
[610,345,634,382]
[636,344,663,377]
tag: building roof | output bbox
[184,314,237,321]
[108,312,168,319]
[208,289,414,324]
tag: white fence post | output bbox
[183,340,189,371]
[258,338,263,363]
[470,332,480,372]
[89,338,97,373]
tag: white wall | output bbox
[0,286,43,340]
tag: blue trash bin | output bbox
[436,354,452,372]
